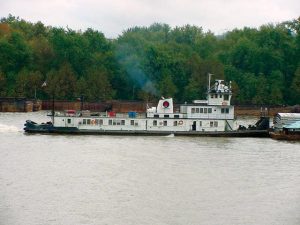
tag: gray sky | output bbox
[0,0,299,38]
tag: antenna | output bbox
[208,73,213,92]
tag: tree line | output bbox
[0,15,299,105]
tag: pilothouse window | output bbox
[221,108,230,114]
[153,120,157,126]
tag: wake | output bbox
[0,124,20,133]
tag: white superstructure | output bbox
[51,78,235,133]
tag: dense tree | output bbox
[0,70,7,96]
[290,66,300,105]
[0,15,299,106]
[77,67,115,101]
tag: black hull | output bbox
[24,121,269,137]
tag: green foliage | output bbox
[290,66,300,105]
[0,15,299,106]
[0,70,7,96]
[76,67,115,101]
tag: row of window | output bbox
[82,119,138,126]
[153,114,180,118]
[221,108,229,114]
[191,107,230,114]
[210,94,229,100]
[199,121,218,127]
[80,119,219,128]
[191,108,213,114]
[153,120,181,126]
[152,120,218,127]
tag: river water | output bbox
[0,112,300,225]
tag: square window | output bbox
[200,108,203,113]
[191,108,195,113]
[108,120,112,125]
[153,120,157,126]
[204,108,207,113]
[174,121,178,126]
[210,121,214,127]
[208,108,212,113]
[196,108,200,113]
[131,120,134,126]
[163,121,167,126]
[224,95,229,100]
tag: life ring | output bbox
[178,120,183,125]
[163,101,169,108]
[91,119,96,125]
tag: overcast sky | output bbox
[0,0,299,38]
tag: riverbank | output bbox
[0,98,294,116]
[235,106,293,116]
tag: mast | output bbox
[208,73,213,92]
[52,94,55,124]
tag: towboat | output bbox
[24,78,269,137]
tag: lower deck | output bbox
[53,115,234,132]
[24,121,269,137]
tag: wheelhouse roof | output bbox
[277,113,300,119]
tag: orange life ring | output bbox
[178,120,183,125]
